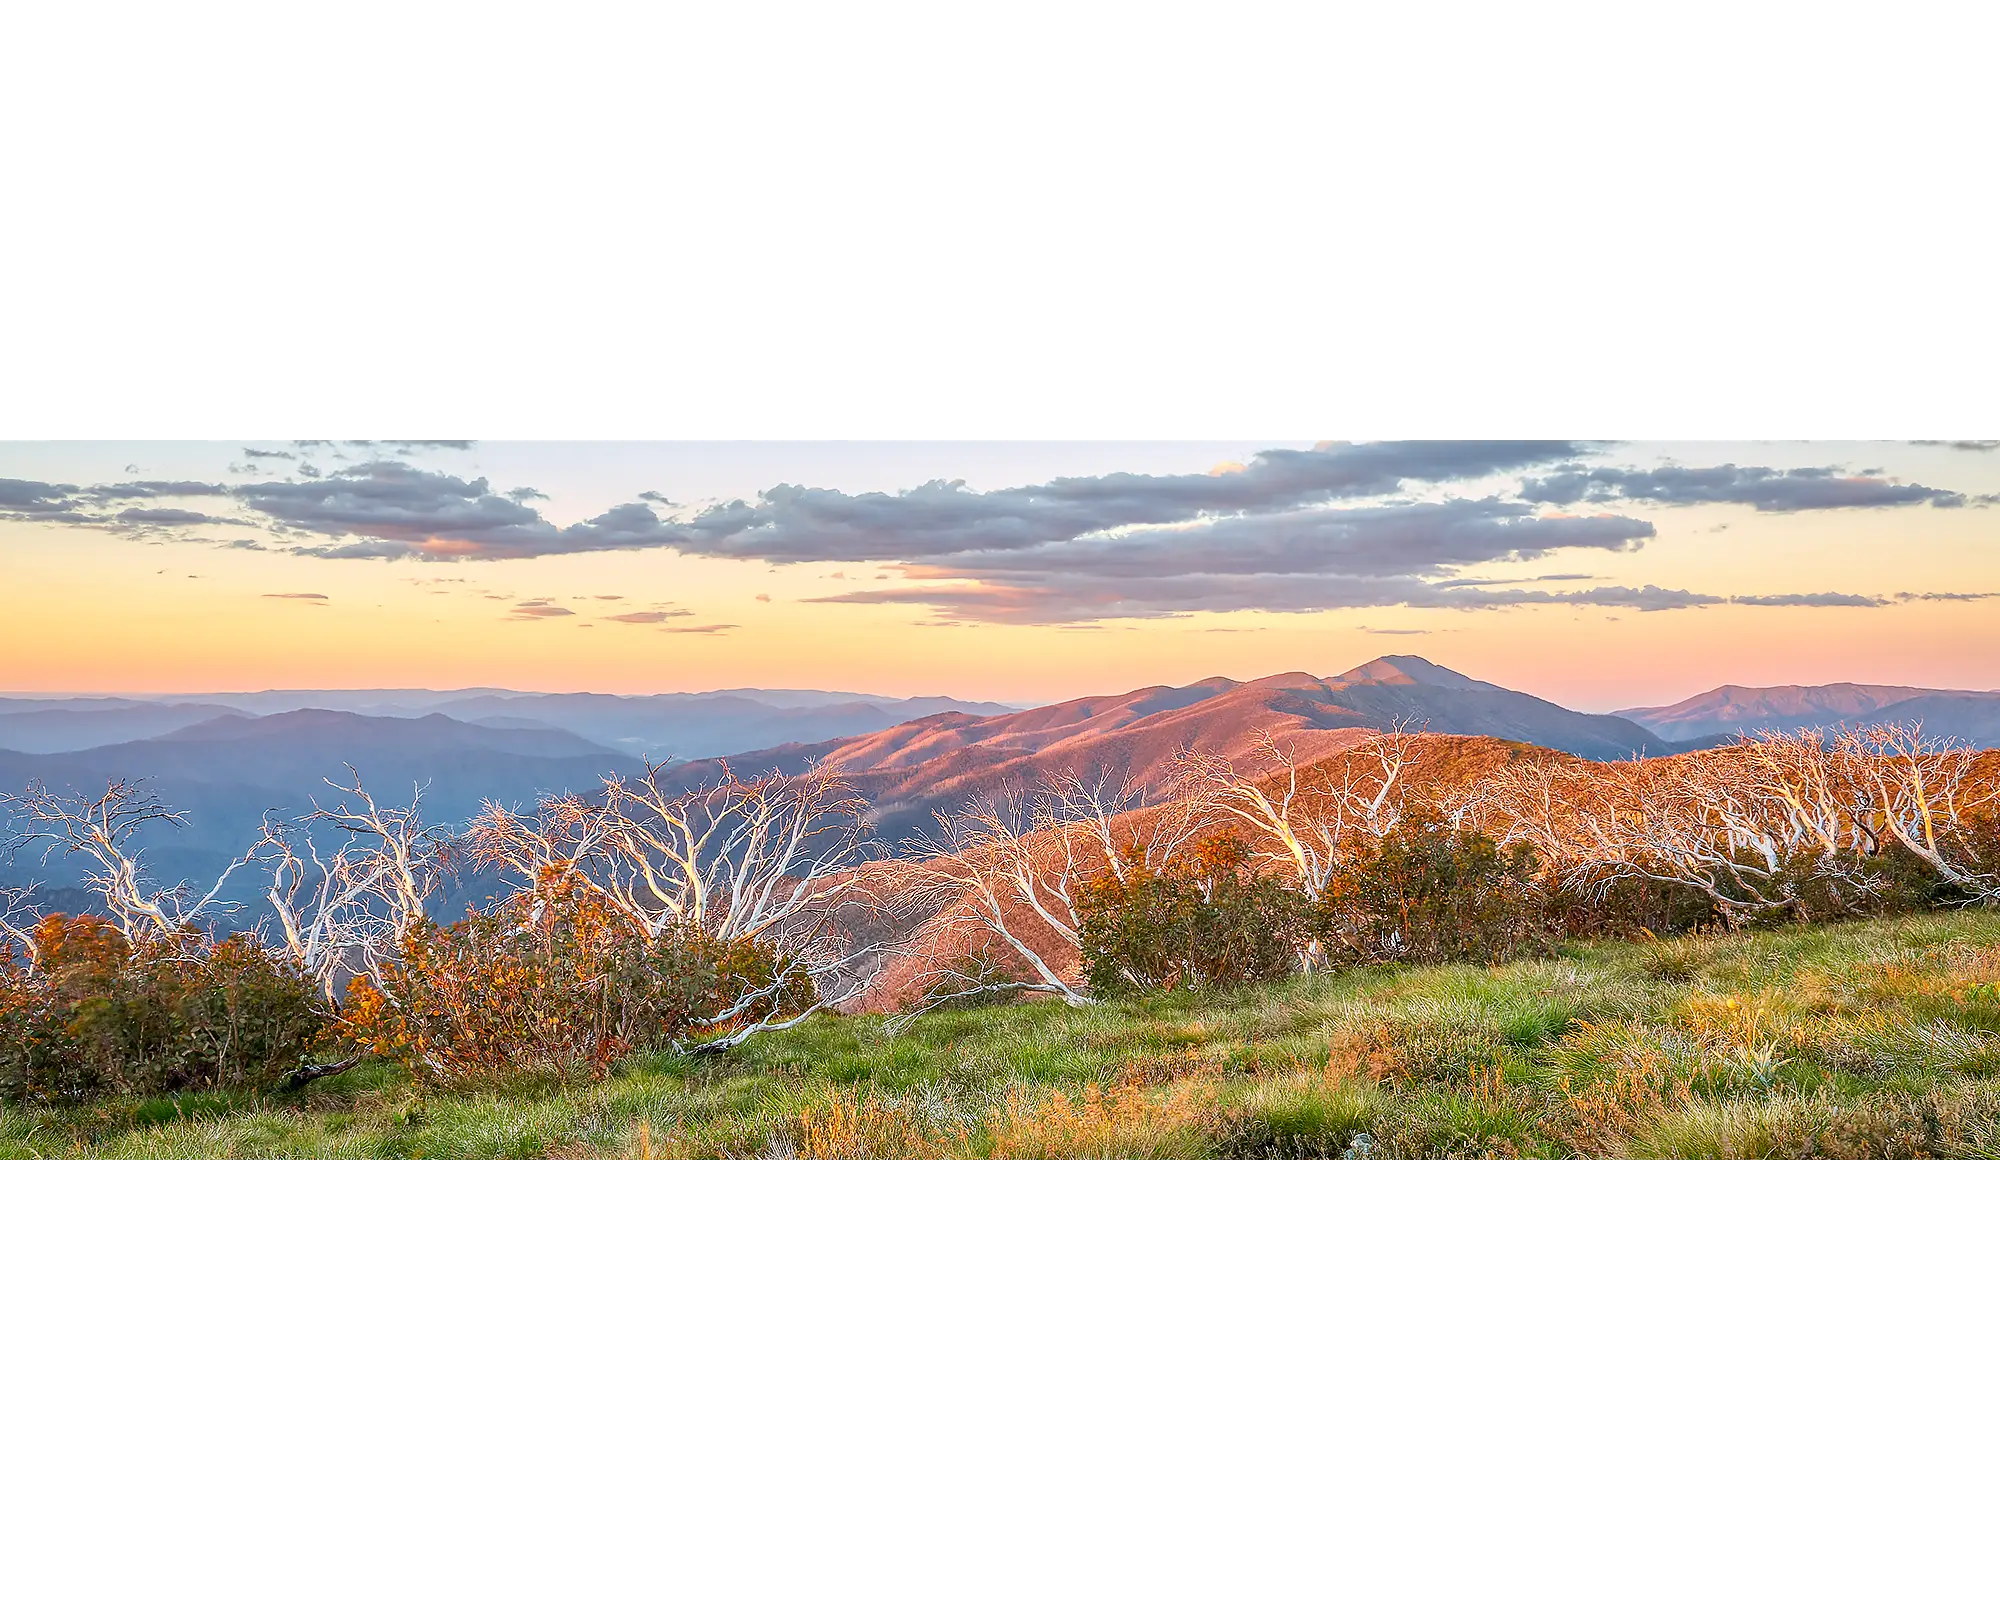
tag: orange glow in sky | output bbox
[3,440,1997,712]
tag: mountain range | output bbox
[0,687,1016,759]
[692,656,1667,840]
[5,657,1997,902]
[1617,682,2000,745]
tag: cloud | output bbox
[85,481,231,501]
[0,478,81,514]
[1,445,1987,630]
[111,507,252,529]
[1,476,242,531]
[1522,463,1965,512]
[243,448,294,461]
[241,462,563,558]
[262,592,328,602]
[647,441,1584,565]
[663,623,737,634]
[1728,591,1888,608]
[1895,590,2000,602]
[508,600,575,620]
[1411,584,1726,612]
[798,500,1658,622]
[1911,440,1999,451]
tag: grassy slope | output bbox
[8,909,2000,1159]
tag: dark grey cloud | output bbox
[807,573,1907,624]
[240,462,561,557]
[1431,570,1599,589]
[655,441,1583,565]
[0,478,80,513]
[0,444,1985,629]
[1728,591,1887,608]
[1911,440,1999,451]
[2,476,237,530]
[903,500,1649,583]
[242,448,294,461]
[1522,463,1964,512]
[790,500,1660,620]
[85,480,231,501]
[110,506,253,529]
[1427,585,1725,611]
[805,571,1675,624]
[1895,590,2000,602]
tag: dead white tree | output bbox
[466,762,877,1047]
[1481,726,2000,923]
[0,882,43,969]
[595,762,868,947]
[1483,746,1829,921]
[305,771,456,949]
[256,773,459,1001]
[1053,768,1205,889]
[891,769,1198,1013]
[2,779,264,945]
[1177,726,1419,902]
[1175,725,1421,969]
[1847,723,2000,901]
[897,785,1096,1009]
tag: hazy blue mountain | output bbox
[2,686,1020,760]
[0,699,247,752]
[1619,681,2000,744]
[0,711,641,906]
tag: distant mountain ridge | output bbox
[682,656,1666,840]
[1619,681,2000,744]
[0,686,1017,758]
[13,659,2000,904]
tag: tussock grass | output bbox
[7,909,2000,1159]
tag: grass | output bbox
[7,909,2000,1159]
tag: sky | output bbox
[2,439,1997,713]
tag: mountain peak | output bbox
[1328,655,1495,692]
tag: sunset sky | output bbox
[3,439,1996,712]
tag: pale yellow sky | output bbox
[2,440,1996,711]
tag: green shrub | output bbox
[1319,809,1550,964]
[1079,837,1313,996]
[0,914,327,1104]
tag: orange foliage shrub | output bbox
[0,913,326,1103]
[342,872,812,1090]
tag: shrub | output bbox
[1078,836,1313,995]
[1545,871,1717,941]
[0,914,326,1104]
[341,873,814,1090]
[1319,809,1550,965]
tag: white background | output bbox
[3,3,1996,1595]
